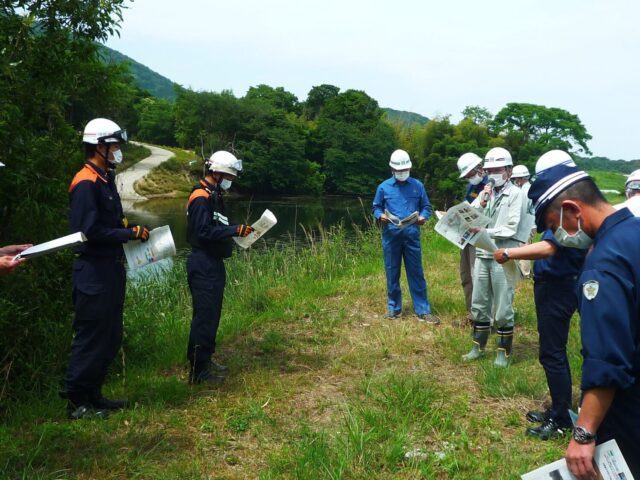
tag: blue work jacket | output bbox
[372,176,432,234]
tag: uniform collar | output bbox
[84,161,108,183]
[200,178,217,192]
[594,208,634,245]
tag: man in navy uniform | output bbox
[186,151,253,384]
[372,149,438,324]
[456,152,489,325]
[528,162,640,478]
[494,150,587,440]
[65,118,150,419]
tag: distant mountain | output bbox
[576,156,640,174]
[98,45,178,101]
[383,108,430,128]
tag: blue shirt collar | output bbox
[594,207,634,245]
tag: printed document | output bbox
[434,202,492,250]
[521,439,634,480]
[14,232,86,260]
[233,209,278,249]
[123,225,176,269]
[384,209,420,229]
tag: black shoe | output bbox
[209,359,228,373]
[64,391,110,420]
[67,403,110,420]
[189,367,225,385]
[525,419,569,440]
[526,409,550,423]
[90,393,129,411]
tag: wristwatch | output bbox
[573,426,596,444]
[502,248,510,261]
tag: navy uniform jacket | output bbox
[186,180,237,258]
[68,162,130,257]
[533,229,587,280]
[372,176,432,234]
[576,208,640,439]
[464,176,489,204]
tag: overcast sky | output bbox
[106,0,640,160]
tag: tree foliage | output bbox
[491,103,593,163]
[0,0,132,401]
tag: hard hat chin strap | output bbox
[98,143,113,167]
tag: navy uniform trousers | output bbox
[65,255,126,395]
[533,276,577,427]
[186,248,226,367]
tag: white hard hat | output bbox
[207,151,243,176]
[389,149,412,170]
[457,152,483,178]
[535,150,575,175]
[625,169,640,190]
[83,118,127,145]
[0,161,4,167]
[511,165,530,178]
[483,147,513,169]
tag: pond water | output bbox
[124,195,375,252]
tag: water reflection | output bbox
[124,195,374,251]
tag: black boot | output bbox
[462,322,490,361]
[65,391,109,420]
[189,361,225,385]
[89,390,129,411]
[495,327,514,367]
[209,359,228,373]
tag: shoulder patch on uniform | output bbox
[68,166,100,192]
[583,280,599,300]
[187,188,209,207]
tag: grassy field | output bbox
[134,146,201,198]
[0,221,584,479]
[589,170,627,204]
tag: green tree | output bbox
[491,103,592,164]
[461,105,493,125]
[137,97,176,146]
[245,84,300,115]
[174,88,245,153]
[316,90,396,195]
[302,84,340,120]
[0,0,129,400]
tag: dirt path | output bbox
[115,143,173,202]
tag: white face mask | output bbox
[553,208,593,249]
[220,179,232,190]
[110,148,123,165]
[489,173,506,187]
[468,174,483,185]
[394,171,410,182]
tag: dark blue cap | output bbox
[528,164,590,232]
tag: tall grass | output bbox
[1,220,584,479]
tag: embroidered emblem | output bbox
[583,280,599,300]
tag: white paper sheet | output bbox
[233,209,278,249]
[122,225,176,269]
[521,439,634,480]
[434,202,492,250]
[14,232,86,260]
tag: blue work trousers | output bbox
[382,226,431,315]
[187,249,226,367]
[65,256,126,395]
[534,277,576,427]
